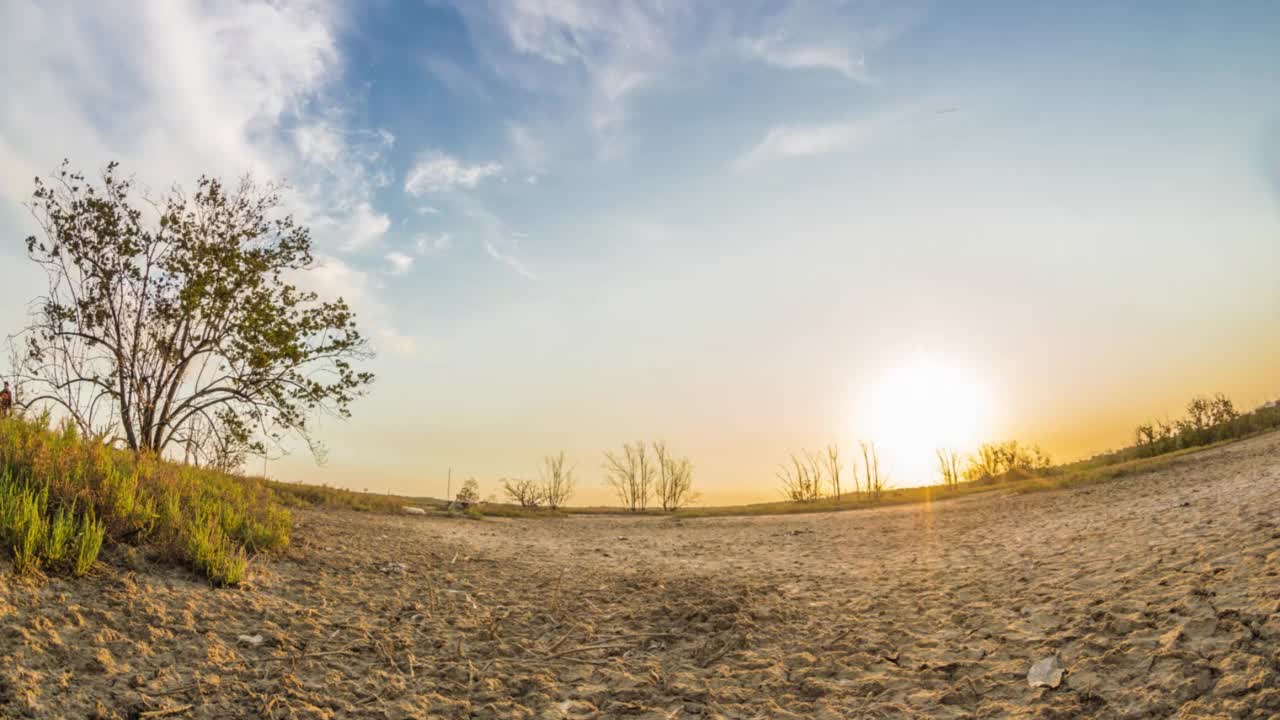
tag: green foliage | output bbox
[0,415,289,584]
[72,512,104,577]
[464,504,484,521]
[0,472,102,575]
[17,161,373,467]
[185,511,248,586]
[43,504,76,564]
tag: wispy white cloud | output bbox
[0,0,408,346]
[404,150,503,195]
[735,98,936,169]
[736,122,861,168]
[415,233,454,256]
[450,197,538,280]
[338,202,393,251]
[454,0,700,156]
[449,1,911,157]
[741,35,866,80]
[507,123,548,177]
[304,255,416,355]
[385,251,414,275]
[482,239,538,280]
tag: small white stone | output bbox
[1027,655,1065,688]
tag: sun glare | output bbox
[854,354,992,487]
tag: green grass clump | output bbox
[0,414,290,585]
[0,473,105,575]
[72,511,104,577]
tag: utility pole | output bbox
[446,467,452,503]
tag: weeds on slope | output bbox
[0,414,290,585]
[267,479,411,514]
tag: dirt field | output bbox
[2,434,1279,719]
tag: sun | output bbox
[853,354,992,487]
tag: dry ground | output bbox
[2,434,1279,719]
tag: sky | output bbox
[1,1,1277,505]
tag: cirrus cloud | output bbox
[404,150,503,195]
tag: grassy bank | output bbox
[0,415,290,585]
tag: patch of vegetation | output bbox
[267,480,413,514]
[0,414,289,585]
[1132,394,1280,459]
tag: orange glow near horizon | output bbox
[854,354,993,488]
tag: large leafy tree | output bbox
[12,162,373,468]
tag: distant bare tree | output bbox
[604,442,654,512]
[779,451,823,503]
[825,444,843,501]
[502,478,544,508]
[936,448,961,489]
[859,441,884,500]
[652,442,697,511]
[539,451,576,509]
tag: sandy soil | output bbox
[2,434,1279,719]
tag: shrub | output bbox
[455,478,481,506]
[778,451,824,503]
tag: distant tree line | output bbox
[471,391,1279,512]
[1134,393,1280,458]
[491,442,699,513]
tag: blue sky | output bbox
[1,1,1278,502]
